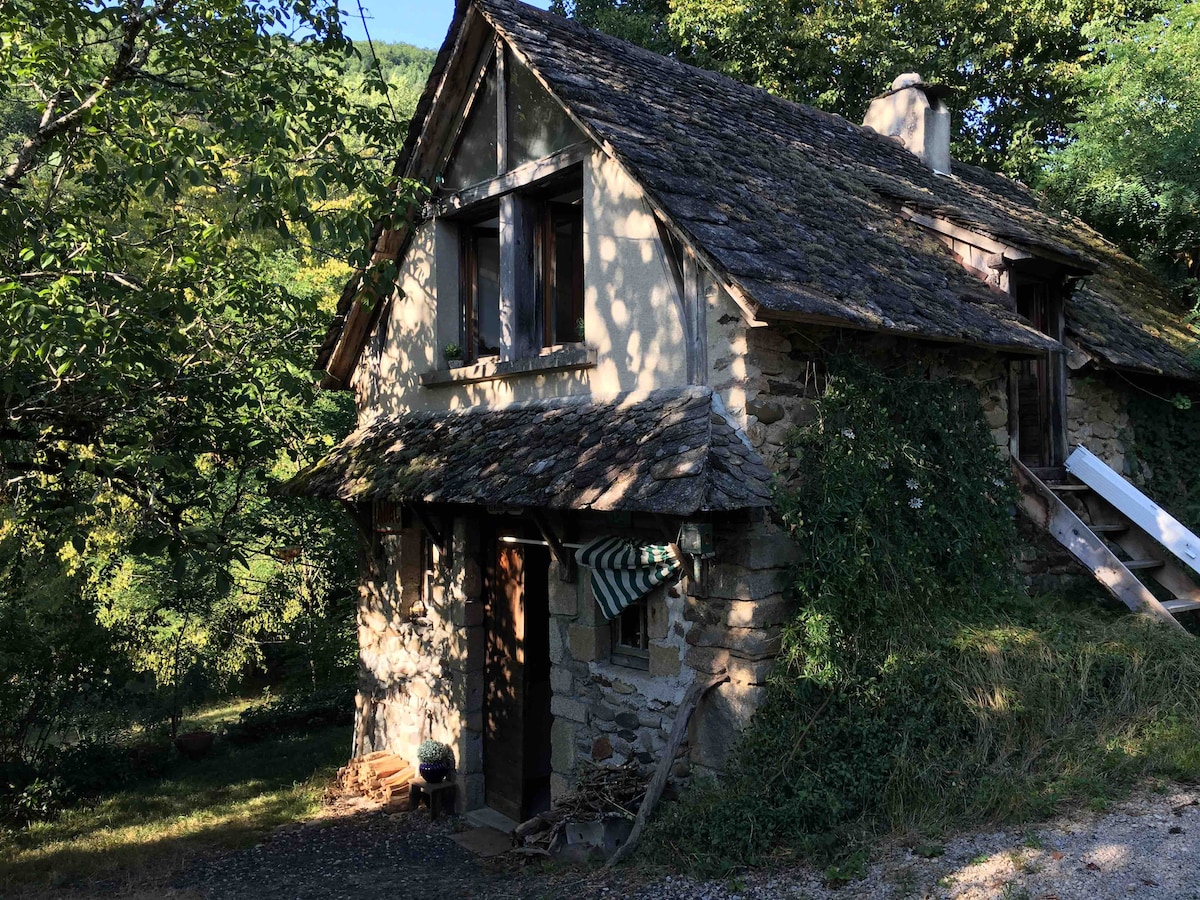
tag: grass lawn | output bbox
[0,723,349,897]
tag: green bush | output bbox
[649,359,1200,874]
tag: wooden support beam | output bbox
[531,510,577,582]
[432,143,590,217]
[495,39,508,173]
[603,669,729,870]
[500,192,538,361]
[410,503,448,556]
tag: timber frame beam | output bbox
[429,142,591,218]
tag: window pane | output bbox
[474,231,501,358]
[444,62,498,190]
[617,603,644,649]
[507,56,584,168]
[546,204,584,345]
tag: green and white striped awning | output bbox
[574,537,682,620]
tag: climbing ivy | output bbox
[648,359,1200,875]
[1127,391,1200,527]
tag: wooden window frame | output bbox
[1008,275,1068,470]
[540,200,585,348]
[610,600,650,671]
[459,213,501,363]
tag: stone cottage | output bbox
[285,0,1200,825]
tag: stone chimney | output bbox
[862,73,952,176]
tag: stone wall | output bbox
[353,519,487,811]
[708,318,1011,462]
[545,516,797,794]
[1066,371,1133,474]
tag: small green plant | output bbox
[417,739,453,766]
[1022,830,1044,850]
[442,342,462,361]
[823,851,868,887]
[575,317,586,341]
[1000,884,1032,900]
[970,853,991,866]
[914,842,945,859]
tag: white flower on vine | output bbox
[878,459,891,469]
[841,428,855,440]
[909,497,924,509]
[992,478,1006,488]
[906,478,920,491]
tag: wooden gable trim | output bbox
[406,6,493,181]
[430,35,498,185]
[901,207,1094,277]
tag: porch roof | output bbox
[281,387,774,515]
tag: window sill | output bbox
[419,345,595,387]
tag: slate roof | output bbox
[375,0,1195,378]
[281,387,774,515]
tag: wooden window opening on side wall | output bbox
[460,211,502,362]
[610,598,650,671]
[1010,278,1068,470]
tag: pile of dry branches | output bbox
[514,759,647,853]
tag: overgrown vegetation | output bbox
[650,361,1200,874]
[1127,387,1200,527]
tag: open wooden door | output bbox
[483,539,552,822]
[1011,280,1067,471]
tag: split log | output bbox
[603,668,729,870]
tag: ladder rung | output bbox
[1049,483,1091,492]
[1125,559,1165,571]
[1163,599,1200,614]
[1090,523,1129,534]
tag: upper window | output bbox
[542,189,584,346]
[460,211,502,359]
[438,43,588,365]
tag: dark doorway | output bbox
[483,538,552,822]
[1012,280,1067,469]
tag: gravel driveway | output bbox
[172,783,1200,900]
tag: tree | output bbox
[0,1,425,756]
[0,0,415,544]
[1042,1,1200,294]
[555,0,1166,181]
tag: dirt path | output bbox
[162,783,1200,900]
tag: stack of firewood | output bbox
[514,759,647,854]
[335,751,414,811]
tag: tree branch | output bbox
[0,0,182,199]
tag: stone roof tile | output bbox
[467,0,1196,378]
[282,387,774,515]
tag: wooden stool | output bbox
[408,776,457,820]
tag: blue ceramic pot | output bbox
[419,761,452,783]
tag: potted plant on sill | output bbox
[417,739,454,783]
[443,343,463,369]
